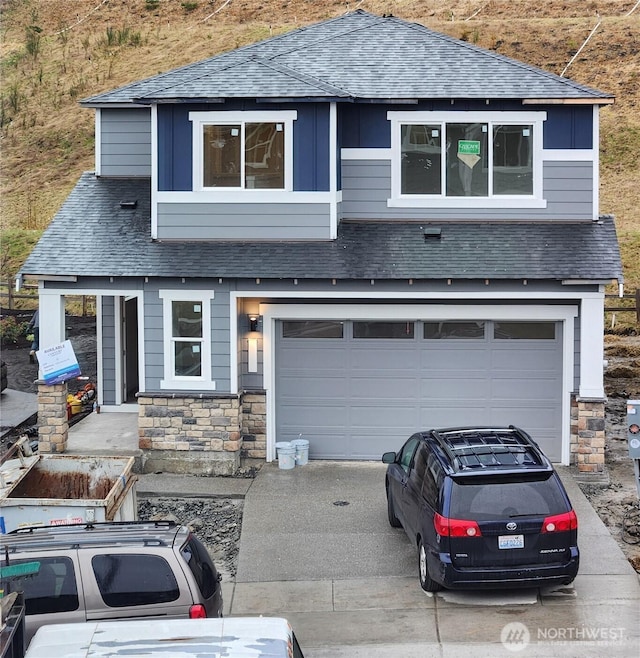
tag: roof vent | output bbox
[423,227,442,241]
[120,200,138,209]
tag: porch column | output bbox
[37,381,69,453]
[578,295,605,398]
[37,291,68,452]
[573,294,606,474]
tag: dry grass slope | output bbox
[1,0,638,287]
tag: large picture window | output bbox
[391,111,544,206]
[160,290,215,390]
[190,111,296,192]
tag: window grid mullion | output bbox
[488,122,494,196]
[240,122,246,189]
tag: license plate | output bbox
[498,534,524,549]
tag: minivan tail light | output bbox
[541,510,577,533]
[189,604,207,619]
[434,512,482,537]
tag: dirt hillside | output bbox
[1,0,639,293]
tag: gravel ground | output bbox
[137,496,245,580]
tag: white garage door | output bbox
[275,319,563,461]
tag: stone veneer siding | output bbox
[570,395,606,473]
[241,391,267,459]
[37,381,69,453]
[137,393,243,474]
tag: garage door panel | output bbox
[278,347,347,369]
[276,319,563,461]
[423,349,489,369]
[419,405,491,430]
[350,341,416,371]
[351,375,419,398]
[279,377,349,398]
[492,350,558,369]
[280,405,349,427]
[350,403,419,428]
[421,376,488,399]
[492,377,560,400]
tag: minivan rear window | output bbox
[92,554,180,607]
[449,475,568,521]
[17,557,79,615]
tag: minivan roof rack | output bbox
[429,426,547,472]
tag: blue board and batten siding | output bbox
[99,109,151,177]
[157,104,330,192]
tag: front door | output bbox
[121,297,139,403]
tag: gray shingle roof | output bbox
[81,11,612,106]
[18,174,622,283]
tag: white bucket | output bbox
[275,442,296,470]
[290,439,310,466]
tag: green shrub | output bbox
[0,316,29,346]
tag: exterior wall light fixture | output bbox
[248,314,260,332]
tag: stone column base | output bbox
[570,396,606,473]
[37,381,69,453]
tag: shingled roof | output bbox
[18,174,622,283]
[81,10,612,106]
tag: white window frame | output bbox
[159,290,215,390]
[189,110,297,193]
[388,110,546,209]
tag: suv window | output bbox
[92,554,180,607]
[17,557,79,615]
[181,535,218,599]
[450,475,568,520]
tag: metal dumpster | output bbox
[0,454,137,533]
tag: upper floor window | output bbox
[389,111,545,208]
[190,111,297,192]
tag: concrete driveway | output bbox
[230,462,640,657]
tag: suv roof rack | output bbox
[1,521,183,553]
[429,426,548,473]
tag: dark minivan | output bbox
[383,426,579,591]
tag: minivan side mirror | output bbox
[381,451,397,464]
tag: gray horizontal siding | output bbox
[143,281,232,393]
[157,202,331,240]
[100,108,151,177]
[100,296,117,405]
[341,159,593,221]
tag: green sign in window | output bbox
[458,140,480,155]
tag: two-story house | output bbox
[18,10,622,474]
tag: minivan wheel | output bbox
[418,540,441,592]
[386,484,401,528]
